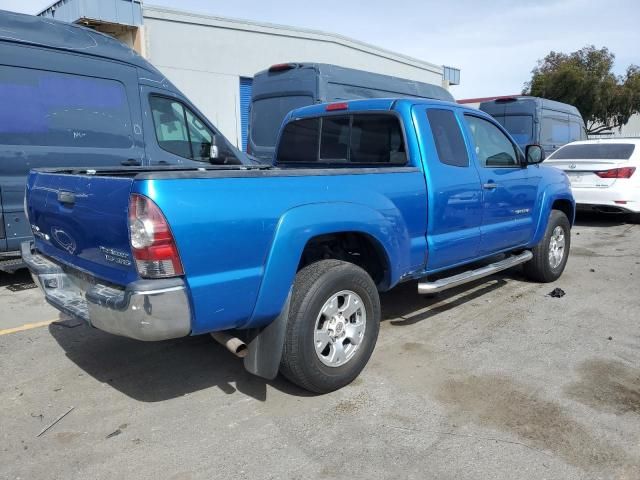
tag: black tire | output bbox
[280,259,380,393]
[628,213,640,224]
[523,209,571,283]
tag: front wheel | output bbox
[523,209,571,283]
[280,260,381,393]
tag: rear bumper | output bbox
[22,242,191,341]
[572,185,640,213]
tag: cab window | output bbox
[464,115,519,167]
[427,109,469,167]
[277,113,406,165]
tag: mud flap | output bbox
[243,291,291,380]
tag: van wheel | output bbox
[280,260,380,393]
[523,209,571,283]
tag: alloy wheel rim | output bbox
[548,225,566,269]
[314,290,367,367]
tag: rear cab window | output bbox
[276,113,407,166]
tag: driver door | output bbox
[462,114,540,254]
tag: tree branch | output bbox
[587,122,623,134]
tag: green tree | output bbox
[524,46,640,134]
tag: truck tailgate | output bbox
[26,171,138,285]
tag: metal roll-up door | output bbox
[239,77,253,152]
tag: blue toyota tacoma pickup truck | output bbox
[23,98,574,393]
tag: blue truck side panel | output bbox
[135,168,428,332]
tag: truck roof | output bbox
[288,97,473,119]
[0,9,161,76]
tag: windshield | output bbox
[250,95,313,147]
[550,143,636,160]
[493,115,533,145]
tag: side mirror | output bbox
[209,144,219,160]
[525,144,545,165]
[209,136,219,160]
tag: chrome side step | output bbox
[417,251,533,294]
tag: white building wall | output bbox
[618,113,640,138]
[142,6,445,148]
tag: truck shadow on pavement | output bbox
[48,320,313,403]
[381,277,508,327]
[574,211,632,227]
[48,273,510,403]
[0,269,34,288]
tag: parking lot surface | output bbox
[1,214,639,480]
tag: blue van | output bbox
[0,10,245,271]
[479,96,587,154]
[248,63,455,161]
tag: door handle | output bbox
[57,191,75,206]
[483,182,498,190]
[121,158,141,166]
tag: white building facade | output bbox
[39,0,458,149]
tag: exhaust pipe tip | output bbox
[210,331,248,358]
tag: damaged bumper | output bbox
[21,242,191,341]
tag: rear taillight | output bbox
[595,167,636,179]
[269,63,296,72]
[128,194,183,278]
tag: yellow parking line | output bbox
[0,319,57,336]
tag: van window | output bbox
[277,114,406,165]
[426,109,469,167]
[492,115,533,145]
[465,115,519,167]
[150,96,238,163]
[541,115,569,145]
[251,96,313,147]
[0,65,132,148]
[150,97,192,158]
[185,108,214,161]
[569,120,586,142]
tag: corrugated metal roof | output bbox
[38,0,142,27]
[0,9,155,73]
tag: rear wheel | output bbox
[280,260,380,393]
[523,210,571,282]
[628,213,640,224]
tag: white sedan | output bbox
[545,139,640,222]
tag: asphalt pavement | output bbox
[1,213,638,480]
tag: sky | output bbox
[1,0,638,99]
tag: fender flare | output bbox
[529,183,575,247]
[242,202,410,330]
